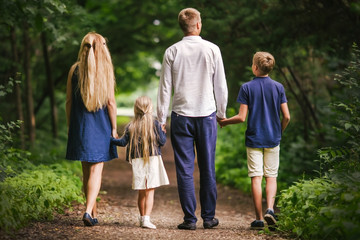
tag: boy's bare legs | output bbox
[265,177,277,210]
[251,176,263,220]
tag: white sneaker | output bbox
[139,216,143,227]
[142,216,156,229]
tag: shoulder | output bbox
[269,78,285,89]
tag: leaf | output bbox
[344,123,352,130]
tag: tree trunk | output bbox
[277,66,311,140]
[23,22,35,146]
[41,31,58,139]
[10,27,25,149]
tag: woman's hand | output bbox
[111,129,119,139]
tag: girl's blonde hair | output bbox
[72,32,115,112]
[253,52,275,75]
[178,8,201,34]
[127,96,158,164]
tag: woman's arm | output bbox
[218,104,248,127]
[280,102,290,132]
[107,87,118,138]
[66,64,77,128]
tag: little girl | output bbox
[111,96,169,229]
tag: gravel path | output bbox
[2,136,289,240]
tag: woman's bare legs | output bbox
[82,161,104,218]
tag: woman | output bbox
[66,32,118,226]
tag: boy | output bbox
[217,52,290,230]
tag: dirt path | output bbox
[3,136,289,240]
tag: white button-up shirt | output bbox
[157,36,228,124]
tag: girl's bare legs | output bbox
[82,162,104,218]
[138,188,156,229]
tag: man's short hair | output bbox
[178,8,201,34]
[253,52,275,75]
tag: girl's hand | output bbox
[161,124,166,133]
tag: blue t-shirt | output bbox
[237,76,287,148]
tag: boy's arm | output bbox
[280,103,290,132]
[218,104,248,127]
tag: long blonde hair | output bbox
[127,96,158,164]
[72,32,115,111]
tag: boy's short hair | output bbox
[253,52,275,75]
[178,8,201,34]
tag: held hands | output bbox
[216,116,227,128]
[161,124,167,133]
[111,129,119,139]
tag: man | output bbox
[157,8,228,230]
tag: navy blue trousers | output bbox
[171,111,217,223]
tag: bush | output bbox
[0,78,83,232]
[0,163,83,231]
[277,44,360,239]
[277,170,360,239]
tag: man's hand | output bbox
[216,116,226,128]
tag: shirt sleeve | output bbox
[157,49,173,124]
[110,129,129,147]
[280,85,288,104]
[236,85,249,105]
[213,47,228,119]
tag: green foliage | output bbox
[215,108,251,193]
[278,44,360,239]
[0,80,83,232]
[0,163,83,232]
[277,171,360,239]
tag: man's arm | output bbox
[157,50,172,125]
[280,102,290,132]
[213,47,228,119]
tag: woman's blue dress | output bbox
[66,68,118,162]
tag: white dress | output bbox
[131,155,169,190]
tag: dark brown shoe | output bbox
[178,221,196,230]
[203,218,219,229]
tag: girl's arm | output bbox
[107,86,118,138]
[280,102,290,132]
[66,64,77,128]
[111,130,129,147]
[218,104,248,127]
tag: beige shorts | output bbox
[246,145,280,178]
